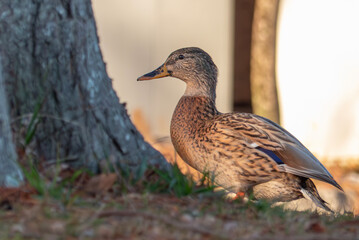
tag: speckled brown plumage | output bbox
[138,47,343,212]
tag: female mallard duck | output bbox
[138,47,342,212]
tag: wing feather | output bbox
[214,113,343,191]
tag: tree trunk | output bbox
[0,56,23,187]
[0,0,169,183]
[250,0,280,123]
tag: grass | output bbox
[1,161,358,240]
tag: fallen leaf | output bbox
[306,221,326,233]
[0,185,38,209]
[83,173,117,196]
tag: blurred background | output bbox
[92,0,359,165]
[92,0,359,211]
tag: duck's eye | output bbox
[178,54,184,60]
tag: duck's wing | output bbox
[213,113,343,191]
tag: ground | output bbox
[1,161,359,240]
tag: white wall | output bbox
[92,0,234,137]
[277,0,359,162]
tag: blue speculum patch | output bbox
[257,147,284,165]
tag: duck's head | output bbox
[137,47,218,98]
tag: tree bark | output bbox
[0,56,23,187]
[250,0,280,123]
[0,0,169,182]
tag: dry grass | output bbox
[1,154,359,240]
[1,186,358,240]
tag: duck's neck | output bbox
[183,76,217,100]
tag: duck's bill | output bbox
[137,64,170,81]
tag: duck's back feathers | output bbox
[213,113,343,191]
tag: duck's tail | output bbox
[300,178,333,213]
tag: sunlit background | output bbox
[92,0,359,165]
[277,0,359,162]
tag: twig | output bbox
[110,160,134,192]
[78,203,106,240]
[41,155,79,167]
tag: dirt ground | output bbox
[1,183,359,240]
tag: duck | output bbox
[137,47,343,212]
